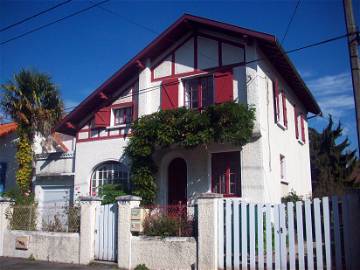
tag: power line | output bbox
[62,31,357,114]
[0,0,110,46]
[281,0,302,44]
[0,0,73,33]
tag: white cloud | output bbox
[306,72,354,118]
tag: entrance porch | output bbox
[154,143,246,206]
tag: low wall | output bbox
[131,236,196,270]
[2,230,80,264]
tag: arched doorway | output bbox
[168,158,187,205]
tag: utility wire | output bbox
[0,0,110,46]
[0,0,73,33]
[281,0,302,44]
[62,30,358,114]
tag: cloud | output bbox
[306,72,354,118]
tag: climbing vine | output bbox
[15,130,33,194]
[125,102,256,205]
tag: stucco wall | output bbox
[0,133,18,192]
[131,236,196,270]
[74,137,130,197]
[255,48,312,202]
[2,230,80,264]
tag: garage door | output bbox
[40,186,71,230]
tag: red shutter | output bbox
[273,79,280,122]
[94,106,110,128]
[301,114,306,143]
[161,78,179,110]
[294,106,299,139]
[282,92,287,127]
[214,69,233,104]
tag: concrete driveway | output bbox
[0,257,118,270]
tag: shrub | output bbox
[98,184,127,205]
[134,264,149,270]
[281,190,303,204]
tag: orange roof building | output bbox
[0,122,17,137]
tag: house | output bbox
[0,122,18,193]
[54,14,320,205]
[0,121,76,208]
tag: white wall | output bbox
[2,230,80,264]
[255,48,312,202]
[74,137,130,198]
[0,133,18,192]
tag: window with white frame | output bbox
[294,108,306,144]
[280,154,287,183]
[114,107,132,126]
[184,76,214,109]
[91,161,129,196]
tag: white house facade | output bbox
[53,14,320,206]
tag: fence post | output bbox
[196,193,223,270]
[116,195,142,270]
[79,196,101,264]
[0,197,14,257]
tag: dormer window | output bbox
[114,107,132,126]
[184,76,214,109]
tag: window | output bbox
[273,79,287,128]
[294,107,306,144]
[184,76,214,109]
[91,161,129,196]
[0,163,7,193]
[280,155,287,183]
[211,151,241,196]
[114,107,132,126]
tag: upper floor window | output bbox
[273,79,287,128]
[294,107,306,144]
[0,162,7,193]
[184,76,214,109]
[114,107,132,126]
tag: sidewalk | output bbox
[0,257,118,270]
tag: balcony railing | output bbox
[35,152,75,177]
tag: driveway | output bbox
[0,257,118,270]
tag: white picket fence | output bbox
[217,194,360,270]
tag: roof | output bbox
[0,122,17,137]
[56,14,321,135]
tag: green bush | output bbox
[98,184,127,205]
[134,264,149,270]
[281,190,304,204]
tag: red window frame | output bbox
[211,151,241,197]
[184,76,214,109]
[114,107,132,126]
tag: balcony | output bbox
[35,152,75,177]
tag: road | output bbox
[0,257,118,270]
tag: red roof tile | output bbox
[0,122,17,137]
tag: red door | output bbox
[168,158,187,205]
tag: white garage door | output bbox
[40,186,71,230]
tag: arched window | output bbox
[91,161,129,196]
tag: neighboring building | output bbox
[0,122,18,193]
[54,14,321,205]
[0,121,76,208]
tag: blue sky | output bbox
[1,0,359,150]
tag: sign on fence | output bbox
[217,194,360,270]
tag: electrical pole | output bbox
[343,0,360,154]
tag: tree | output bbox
[0,69,63,194]
[310,116,357,197]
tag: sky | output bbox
[0,0,359,150]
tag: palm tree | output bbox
[1,69,64,193]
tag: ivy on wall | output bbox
[125,102,256,205]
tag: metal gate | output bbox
[94,203,118,262]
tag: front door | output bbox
[168,158,187,205]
